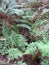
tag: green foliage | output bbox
[10,31,28,48]
[0,0,24,16]
[41,59,49,65]
[25,42,39,54]
[25,41,49,58]
[17,61,27,65]
[0,0,49,65]
[2,21,10,42]
[8,48,23,61]
[0,41,9,55]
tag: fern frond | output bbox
[9,31,28,51]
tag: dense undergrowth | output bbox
[0,0,49,65]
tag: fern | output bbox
[41,59,49,65]
[17,61,27,65]
[8,48,23,61]
[25,41,49,58]
[9,30,28,50]
[2,21,11,42]
[0,0,49,65]
[25,42,39,55]
[0,41,9,55]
